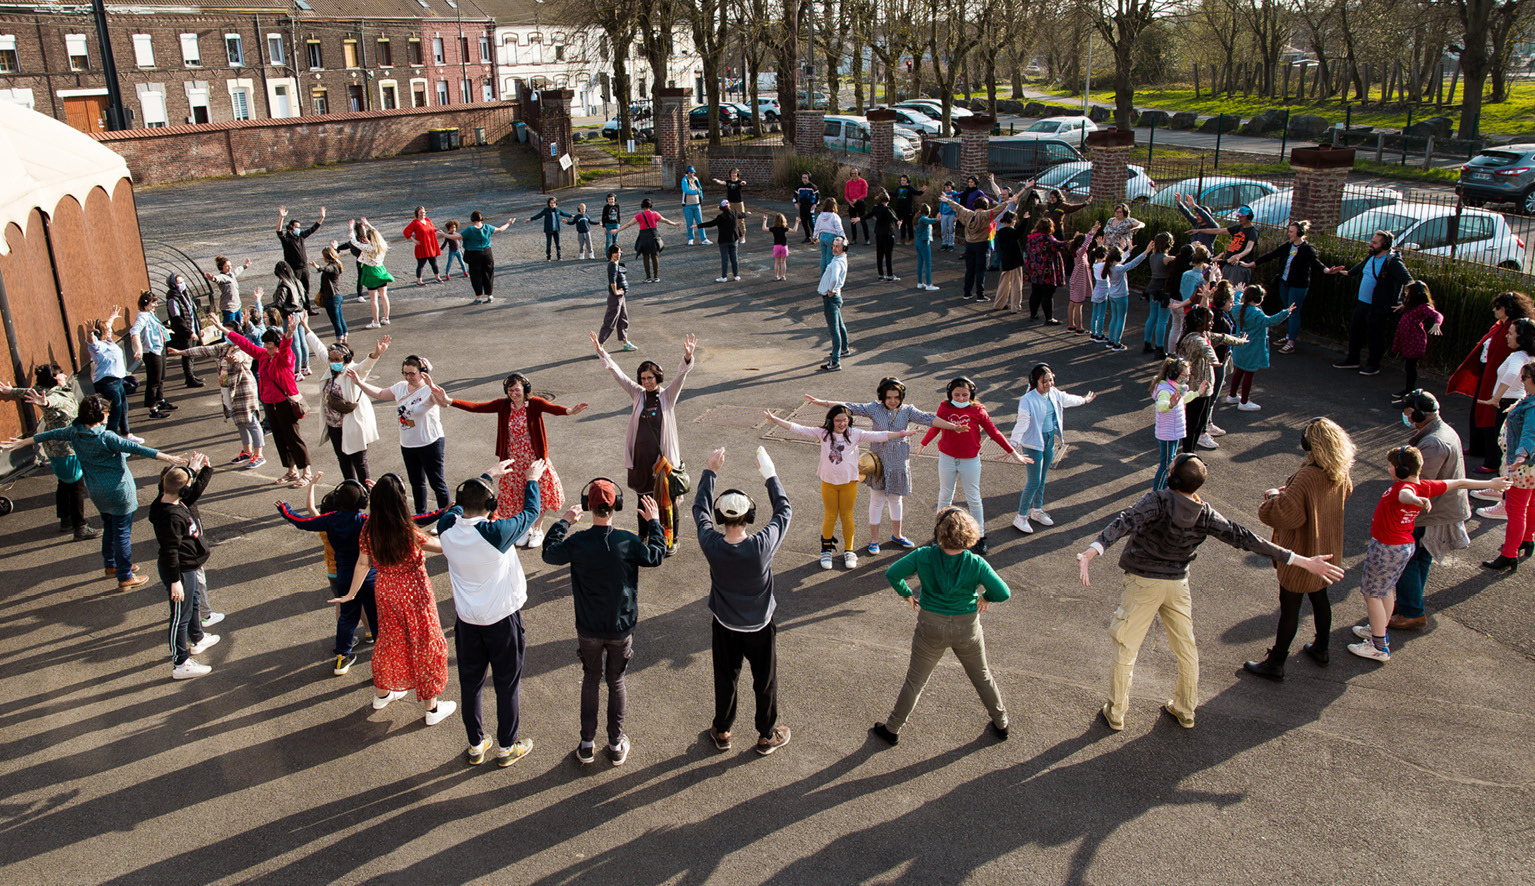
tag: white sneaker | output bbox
[1351,624,1374,641]
[189,634,220,655]
[1207,423,1227,437]
[888,276,900,281]
[372,689,408,710]
[1197,433,1219,450]
[364,321,380,329]
[1029,508,1054,527]
[702,239,712,245]
[1472,488,1504,502]
[1347,641,1390,662]
[715,277,729,283]
[515,526,534,548]
[1476,502,1509,520]
[733,275,740,281]
[688,239,695,245]
[927,284,940,291]
[126,434,146,444]
[1237,401,1261,411]
[819,551,833,570]
[424,700,457,726]
[201,611,225,627]
[1011,513,1033,534]
[525,527,546,546]
[1223,395,1240,405]
[843,551,858,569]
[916,284,927,291]
[356,294,368,303]
[172,659,211,679]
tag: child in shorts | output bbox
[1350,445,1508,662]
[763,212,798,281]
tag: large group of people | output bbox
[4,170,1533,774]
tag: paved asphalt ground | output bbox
[2,147,1532,884]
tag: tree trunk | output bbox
[852,40,865,113]
[772,0,802,146]
[1456,0,1493,138]
[1114,37,1135,129]
[614,57,633,143]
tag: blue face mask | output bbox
[330,362,346,374]
[949,399,969,409]
[1401,413,1413,427]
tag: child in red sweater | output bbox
[916,377,1032,555]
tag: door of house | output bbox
[63,95,108,133]
[272,84,292,118]
[347,84,364,112]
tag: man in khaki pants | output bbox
[1076,455,1344,731]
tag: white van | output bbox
[822,115,918,161]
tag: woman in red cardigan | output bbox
[449,373,587,545]
[1448,292,1532,472]
[916,377,1032,555]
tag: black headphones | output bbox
[322,478,370,512]
[455,476,497,515]
[713,488,757,524]
[1167,453,1203,492]
[1402,389,1434,424]
[580,477,625,512]
[503,373,532,397]
[947,376,977,399]
[1390,445,1415,480]
[1300,416,1325,452]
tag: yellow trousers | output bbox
[820,481,858,549]
[1105,573,1200,729]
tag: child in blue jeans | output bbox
[913,205,939,291]
[601,193,622,250]
[278,477,377,675]
[441,220,466,278]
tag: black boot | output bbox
[1242,650,1285,681]
[972,535,989,556]
[1302,641,1329,665]
[1520,542,1533,558]
[1481,554,1518,573]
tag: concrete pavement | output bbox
[0,149,1531,884]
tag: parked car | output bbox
[885,106,941,135]
[1150,176,1285,214]
[1335,203,1527,269]
[980,133,1085,179]
[1032,161,1156,202]
[897,99,973,121]
[756,97,781,121]
[822,115,918,161]
[1458,144,1535,214]
[720,101,755,123]
[1227,185,1402,228]
[1025,116,1098,137]
[689,105,743,134]
[601,117,653,141]
[797,90,830,110]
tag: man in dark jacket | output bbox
[1240,219,1328,354]
[1076,454,1344,731]
[542,479,667,765]
[276,204,325,314]
[1325,230,1413,376]
[695,200,741,282]
[150,452,219,680]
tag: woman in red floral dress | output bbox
[334,473,455,726]
[449,372,587,547]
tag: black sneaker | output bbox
[1332,361,1360,370]
[871,723,899,746]
[817,362,842,372]
[186,377,206,388]
[988,721,1009,741]
[1358,367,1381,377]
[575,743,596,765]
[972,535,989,556]
[333,654,357,675]
[840,348,852,357]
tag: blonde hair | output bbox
[1150,356,1187,397]
[367,227,388,258]
[1302,417,1355,490]
[934,508,981,550]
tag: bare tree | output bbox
[559,0,641,141]
[1238,0,1292,96]
[1079,0,1169,128]
[771,0,810,145]
[686,0,731,143]
[1452,0,1527,137]
[636,0,683,108]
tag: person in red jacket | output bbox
[210,312,310,486]
[448,372,588,547]
[916,377,1032,555]
[1448,291,1532,473]
[402,206,445,286]
[843,169,870,245]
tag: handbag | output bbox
[858,450,884,485]
[289,393,309,419]
[324,379,359,415]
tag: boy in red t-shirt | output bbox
[1351,446,1509,662]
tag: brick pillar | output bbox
[955,115,995,181]
[795,110,825,157]
[1084,127,1135,206]
[655,87,691,187]
[1289,144,1355,232]
[866,108,897,180]
[534,88,578,191]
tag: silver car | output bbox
[1459,144,1535,214]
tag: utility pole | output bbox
[88,0,127,129]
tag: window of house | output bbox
[555,44,564,61]
[188,86,209,123]
[411,82,426,107]
[347,83,363,111]
[0,36,15,73]
[376,38,391,66]
[225,34,243,66]
[459,36,469,61]
[481,77,493,101]
[479,36,490,62]
[432,37,444,64]
[460,78,471,103]
[131,34,154,68]
[180,33,200,67]
[311,87,328,114]
[140,89,167,127]
[231,87,251,120]
[306,40,322,70]
[408,38,422,65]
[343,39,359,69]
[65,34,89,71]
[380,83,397,110]
[503,38,517,65]
[267,34,284,65]
[436,80,449,105]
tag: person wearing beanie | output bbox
[695,199,742,282]
[693,446,793,756]
[541,479,667,766]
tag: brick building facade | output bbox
[0,0,498,133]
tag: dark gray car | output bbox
[1459,144,1535,214]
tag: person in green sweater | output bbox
[872,507,1011,746]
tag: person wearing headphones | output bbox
[1390,390,1471,630]
[349,354,450,512]
[871,507,1012,748]
[1008,363,1096,535]
[916,377,1033,556]
[277,477,378,676]
[435,458,548,767]
[1349,446,1508,663]
[150,451,220,680]
[1244,417,1356,681]
[1076,454,1345,730]
[541,479,667,766]
[693,446,793,756]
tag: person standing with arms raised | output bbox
[277,204,325,314]
[1325,231,1412,377]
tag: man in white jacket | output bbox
[437,458,547,768]
[818,237,849,372]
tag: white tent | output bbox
[0,100,132,256]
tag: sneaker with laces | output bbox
[1358,367,1380,377]
[1351,624,1374,641]
[733,275,740,281]
[843,551,857,569]
[333,654,357,675]
[865,541,880,555]
[424,700,458,726]
[709,728,731,750]
[1029,508,1054,527]
[607,735,631,766]
[1011,513,1033,534]
[372,689,407,710]
[688,239,695,245]
[819,551,834,569]
[230,450,252,464]
[172,659,211,679]
[189,634,220,655]
[1278,341,1295,354]
[202,612,225,627]
[1197,433,1219,450]
[247,457,267,469]
[497,738,534,767]
[715,276,729,283]
[574,742,596,764]
[467,739,491,765]
[1223,395,1240,405]
[1237,401,1261,411]
[756,725,792,755]
[1332,361,1359,370]
[1347,641,1390,662]
[1472,488,1504,502]
[889,275,900,281]
[619,341,639,352]
[1476,503,1508,520]
[126,434,146,444]
[1207,423,1227,437]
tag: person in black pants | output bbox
[853,192,900,282]
[695,201,741,281]
[793,173,820,243]
[893,175,924,243]
[693,446,794,756]
[1324,231,1411,377]
[163,273,205,388]
[940,192,1017,303]
[277,204,325,314]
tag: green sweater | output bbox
[884,546,1011,615]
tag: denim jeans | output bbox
[718,241,739,278]
[1090,300,1108,337]
[819,232,837,272]
[822,294,847,365]
[1393,525,1432,619]
[1016,436,1054,514]
[96,375,129,436]
[1283,285,1309,342]
[323,297,347,341]
[332,574,377,656]
[221,310,242,326]
[604,224,620,250]
[443,251,466,276]
[1153,439,1180,490]
[937,453,985,526]
[290,319,309,371]
[915,240,932,286]
[1107,295,1129,345]
[102,509,135,581]
[1144,301,1169,350]
[683,204,704,241]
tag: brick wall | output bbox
[90,101,519,186]
[698,145,780,187]
[795,111,824,157]
[955,116,994,180]
[1289,146,1355,233]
